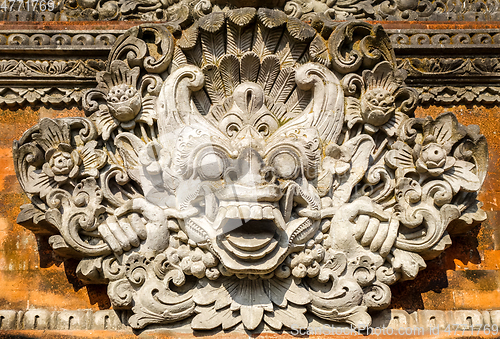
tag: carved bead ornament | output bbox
[13,9,488,332]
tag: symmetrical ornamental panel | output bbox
[2,0,500,21]
[13,8,488,332]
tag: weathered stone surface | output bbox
[2,0,500,21]
[2,23,500,107]
[10,7,489,334]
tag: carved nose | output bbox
[235,125,264,154]
[237,148,265,186]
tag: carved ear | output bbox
[332,135,375,206]
[274,63,344,145]
[156,65,205,136]
[115,132,145,184]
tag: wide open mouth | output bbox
[185,190,319,273]
[219,219,279,260]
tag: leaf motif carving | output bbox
[227,22,254,57]
[257,55,280,95]
[252,22,284,59]
[203,64,226,104]
[219,54,240,97]
[240,51,260,83]
[443,160,481,194]
[269,67,295,104]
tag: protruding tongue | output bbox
[225,220,275,251]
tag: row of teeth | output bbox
[213,202,286,230]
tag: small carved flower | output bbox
[43,144,81,183]
[87,60,160,140]
[385,113,481,194]
[29,119,107,197]
[360,87,395,128]
[415,140,455,176]
[99,61,142,123]
[343,61,417,136]
[107,83,142,122]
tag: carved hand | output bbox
[98,198,167,255]
[331,197,399,257]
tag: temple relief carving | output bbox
[2,0,499,21]
[13,8,488,332]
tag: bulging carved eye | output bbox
[226,123,240,137]
[257,124,269,136]
[268,148,301,180]
[196,149,227,180]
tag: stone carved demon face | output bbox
[173,83,321,273]
[136,63,344,274]
[14,14,487,331]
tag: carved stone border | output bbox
[2,24,500,107]
[0,309,499,331]
[387,27,500,104]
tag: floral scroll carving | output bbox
[13,8,488,332]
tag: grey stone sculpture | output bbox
[13,8,488,332]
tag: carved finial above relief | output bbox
[13,8,488,332]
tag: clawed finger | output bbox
[380,218,400,257]
[297,207,321,220]
[106,215,131,252]
[345,198,389,223]
[98,223,123,255]
[128,213,147,240]
[354,215,370,241]
[361,218,380,247]
[114,200,135,218]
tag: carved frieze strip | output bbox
[0,59,104,78]
[5,84,495,107]
[415,86,500,105]
[2,29,500,53]
[0,86,87,106]
[1,0,500,22]
[0,309,499,331]
[2,29,500,55]
[387,30,500,56]
[398,58,500,79]
[0,31,122,55]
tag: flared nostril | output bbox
[224,167,238,183]
[261,167,276,183]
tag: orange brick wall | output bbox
[0,105,499,314]
[0,106,111,311]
